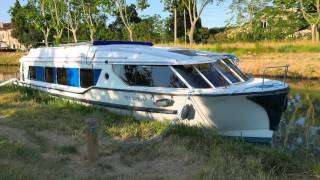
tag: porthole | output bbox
[105,73,109,80]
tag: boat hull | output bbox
[17,82,288,142]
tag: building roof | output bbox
[21,42,238,65]
[0,22,13,31]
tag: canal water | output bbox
[0,67,319,154]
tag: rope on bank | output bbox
[0,78,17,87]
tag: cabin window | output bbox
[45,67,56,83]
[173,65,211,88]
[80,69,94,88]
[222,59,249,81]
[29,66,36,80]
[213,61,241,83]
[195,64,230,87]
[57,68,67,85]
[113,65,186,88]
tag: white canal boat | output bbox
[17,41,289,142]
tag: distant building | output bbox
[0,22,25,50]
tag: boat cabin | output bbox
[20,41,249,91]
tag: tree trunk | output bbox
[71,29,78,43]
[42,29,50,47]
[53,30,63,45]
[311,24,319,42]
[316,24,320,42]
[174,8,177,44]
[89,28,95,42]
[128,28,133,42]
[189,22,196,44]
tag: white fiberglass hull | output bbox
[17,81,288,142]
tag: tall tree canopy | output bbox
[102,0,149,41]
[228,0,271,28]
[180,0,222,44]
[299,0,320,42]
[9,0,45,47]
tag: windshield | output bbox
[195,63,230,87]
[173,59,249,88]
[173,65,211,88]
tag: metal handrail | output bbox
[262,65,289,90]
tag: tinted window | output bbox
[173,65,211,88]
[223,59,249,81]
[113,65,186,88]
[80,69,94,88]
[152,66,186,88]
[214,61,241,83]
[45,67,55,83]
[29,66,36,80]
[195,64,229,87]
[57,68,67,85]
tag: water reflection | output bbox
[273,80,320,157]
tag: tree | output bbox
[181,0,222,44]
[30,0,53,46]
[162,0,181,43]
[133,15,164,42]
[102,0,149,41]
[80,0,101,42]
[66,0,82,43]
[228,0,271,29]
[48,0,66,44]
[9,0,44,47]
[299,0,320,42]
[109,5,142,32]
[162,0,203,43]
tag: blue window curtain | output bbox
[67,68,80,87]
[35,66,45,82]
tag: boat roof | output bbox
[21,41,239,65]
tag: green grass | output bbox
[198,43,320,56]
[0,136,39,160]
[0,85,319,179]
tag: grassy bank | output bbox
[159,40,320,56]
[0,85,319,179]
[0,52,25,66]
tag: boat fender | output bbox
[180,104,195,120]
[154,98,174,107]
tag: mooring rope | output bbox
[0,78,17,87]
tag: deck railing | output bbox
[262,65,289,90]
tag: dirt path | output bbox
[0,121,204,179]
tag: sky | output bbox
[0,0,232,28]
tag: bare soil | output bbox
[0,119,204,179]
